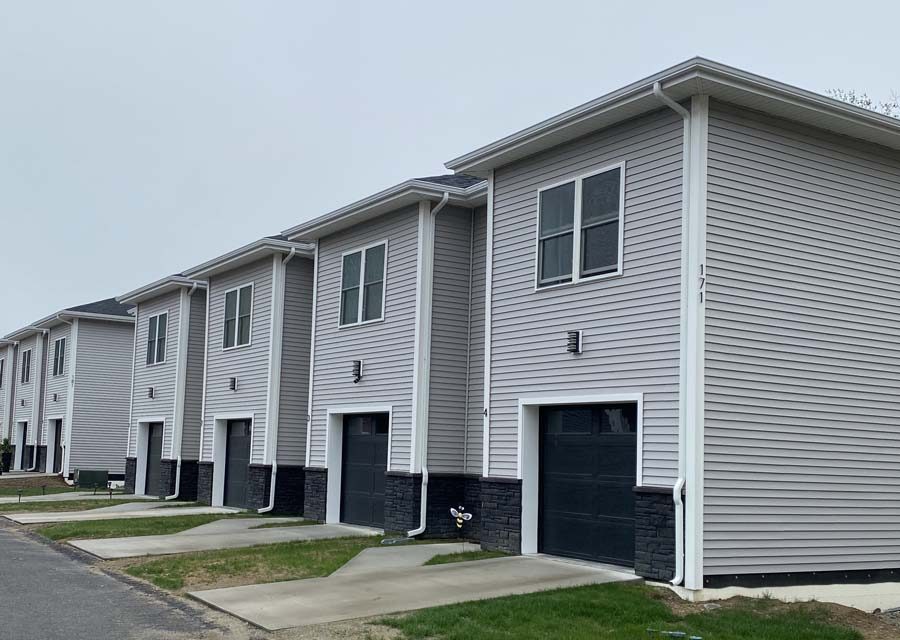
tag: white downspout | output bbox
[653,80,689,587]
[166,283,199,501]
[259,247,296,513]
[408,192,450,537]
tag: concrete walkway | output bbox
[190,554,639,630]
[69,519,381,559]
[0,492,156,505]
[332,541,481,576]
[4,503,239,524]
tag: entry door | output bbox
[224,420,252,508]
[340,414,388,528]
[53,420,63,474]
[18,423,28,470]
[145,423,164,496]
[539,404,637,567]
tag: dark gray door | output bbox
[340,414,388,528]
[539,404,637,567]
[53,420,63,474]
[145,423,164,496]
[224,420,252,508]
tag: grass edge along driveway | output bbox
[36,514,237,541]
[381,582,870,640]
[0,498,147,514]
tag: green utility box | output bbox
[74,468,109,489]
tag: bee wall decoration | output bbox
[450,505,473,530]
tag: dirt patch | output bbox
[646,586,899,640]
[0,475,70,490]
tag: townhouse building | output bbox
[283,176,487,537]
[183,236,314,512]
[2,299,134,478]
[119,276,207,499]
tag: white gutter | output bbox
[166,282,200,501]
[653,81,689,587]
[259,247,297,513]
[408,192,450,538]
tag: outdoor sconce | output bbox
[52,393,58,402]
[147,387,154,399]
[229,377,238,391]
[352,360,363,384]
[20,399,25,407]
[566,330,583,354]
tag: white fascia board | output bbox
[281,180,487,241]
[183,239,314,280]
[445,57,900,173]
[117,276,207,305]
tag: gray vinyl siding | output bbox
[465,208,487,475]
[34,334,48,446]
[276,257,314,466]
[42,323,71,443]
[704,102,900,575]
[489,109,684,482]
[308,205,419,470]
[427,206,474,474]
[182,289,206,460]
[70,320,134,474]
[129,291,180,458]
[13,334,37,430]
[0,346,10,439]
[200,257,273,462]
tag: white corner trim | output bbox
[126,307,138,459]
[305,240,320,468]
[62,319,78,477]
[263,254,287,465]
[482,170,494,477]
[171,288,191,460]
[683,94,709,591]
[198,279,212,462]
[409,200,436,474]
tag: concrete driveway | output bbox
[69,518,381,559]
[4,503,239,524]
[0,492,158,505]
[190,553,638,630]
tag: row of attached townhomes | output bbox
[1,299,134,479]
[7,58,900,601]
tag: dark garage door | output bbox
[341,414,388,528]
[145,422,164,496]
[539,404,637,566]
[224,420,252,508]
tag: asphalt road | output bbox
[0,523,219,640]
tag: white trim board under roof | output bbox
[282,177,487,242]
[445,57,900,174]
[183,236,314,279]
[118,275,208,306]
[4,305,135,341]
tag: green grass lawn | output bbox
[423,550,507,566]
[382,583,863,640]
[0,498,145,513]
[0,486,76,497]
[36,514,233,541]
[125,535,391,591]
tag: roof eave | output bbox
[183,239,315,280]
[117,276,208,305]
[445,57,900,173]
[282,180,488,242]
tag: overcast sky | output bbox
[1,1,897,331]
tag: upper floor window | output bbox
[21,349,31,384]
[340,242,387,326]
[53,337,66,376]
[146,313,167,365]
[537,163,625,288]
[223,284,252,349]
[0,358,4,389]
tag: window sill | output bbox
[338,317,386,330]
[145,361,167,368]
[535,268,623,292]
[222,342,253,353]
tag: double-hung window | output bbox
[0,358,4,388]
[53,338,66,376]
[21,349,31,384]
[146,313,167,365]
[340,242,387,326]
[223,285,253,348]
[537,163,625,288]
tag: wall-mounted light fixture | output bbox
[147,387,154,399]
[52,393,58,402]
[566,330,583,354]
[352,360,363,384]
[229,377,238,391]
[20,399,25,407]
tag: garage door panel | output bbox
[341,413,388,528]
[539,403,637,567]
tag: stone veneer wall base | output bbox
[479,477,522,554]
[303,467,328,521]
[246,464,272,511]
[272,465,305,515]
[197,461,214,505]
[633,486,677,582]
[384,472,421,534]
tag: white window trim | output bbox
[222,282,254,351]
[337,239,389,329]
[21,349,32,384]
[146,312,169,366]
[52,337,66,377]
[533,161,626,291]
